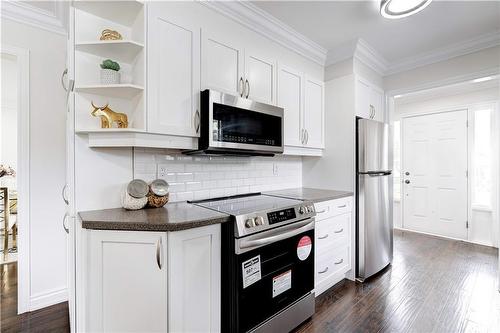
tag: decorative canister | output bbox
[100,69,121,84]
[147,179,169,208]
[121,179,149,210]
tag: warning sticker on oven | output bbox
[297,236,312,261]
[242,255,261,289]
[272,270,292,298]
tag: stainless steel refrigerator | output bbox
[356,118,393,282]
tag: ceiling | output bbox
[252,1,500,64]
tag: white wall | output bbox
[385,46,500,93]
[0,54,18,189]
[1,18,68,309]
[133,149,302,202]
[394,86,499,247]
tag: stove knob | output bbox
[255,216,264,226]
[307,205,314,213]
[245,218,255,228]
[299,206,306,214]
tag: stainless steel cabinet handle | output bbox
[194,109,200,133]
[245,79,250,98]
[316,209,327,214]
[61,68,68,91]
[300,129,305,144]
[334,228,344,234]
[337,204,347,208]
[318,267,329,274]
[156,237,162,270]
[318,234,329,240]
[61,184,69,205]
[369,105,375,119]
[239,77,244,97]
[334,259,344,265]
[405,180,410,184]
[405,172,410,176]
[62,213,69,234]
[305,130,309,144]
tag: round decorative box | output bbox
[100,69,120,84]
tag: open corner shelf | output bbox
[73,1,144,26]
[75,84,144,99]
[75,40,144,63]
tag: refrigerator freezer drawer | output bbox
[357,118,390,173]
[357,173,393,281]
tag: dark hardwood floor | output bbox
[0,262,69,332]
[1,230,498,332]
[296,230,500,333]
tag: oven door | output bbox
[234,218,314,332]
[207,90,284,154]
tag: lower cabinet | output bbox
[313,197,353,296]
[84,225,221,333]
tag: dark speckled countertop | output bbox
[264,187,353,203]
[79,202,231,232]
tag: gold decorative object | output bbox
[91,101,128,128]
[147,191,169,208]
[100,29,122,41]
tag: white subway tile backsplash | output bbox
[133,150,302,203]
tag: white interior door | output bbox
[402,110,468,239]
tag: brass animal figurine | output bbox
[100,29,122,41]
[91,101,128,128]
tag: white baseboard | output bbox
[394,227,498,249]
[30,287,68,311]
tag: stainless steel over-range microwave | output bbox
[184,89,284,156]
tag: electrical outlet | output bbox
[273,163,279,176]
[158,165,167,178]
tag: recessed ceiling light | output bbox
[380,0,433,19]
[471,76,494,83]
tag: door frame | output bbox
[1,44,31,314]
[400,108,470,240]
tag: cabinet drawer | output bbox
[315,244,351,286]
[315,214,350,252]
[314,196,352,221]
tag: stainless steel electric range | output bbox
[190,193,316,333]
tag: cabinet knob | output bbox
[405,180,410,184]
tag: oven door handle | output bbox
[237,219,314,253]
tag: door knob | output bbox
[405,180,410,184]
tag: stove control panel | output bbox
[267,208,297,225]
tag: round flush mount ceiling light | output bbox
[380,0,433,19]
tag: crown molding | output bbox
[386,30,500,75]
[1,0,67,36]
[199,0,328,66]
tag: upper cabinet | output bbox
[148,2,200,137]
[278,65,324,154]
[201,32,244,97]
[355,76,385,122]
[201,32,276,105]
[304,76,324,149]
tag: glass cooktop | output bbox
[190,193,304,216]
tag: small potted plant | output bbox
[100,59,121,84]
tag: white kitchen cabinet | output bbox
[355,76,385,122]
[168,225,221,333]
[86,230,168,332]
[148,3,201,137]
[303,76,324,149]
[201,32,276,105]
[278,64,303,147]
[201,31,245,97]
[314,196,353,296]
[245,52,276,104]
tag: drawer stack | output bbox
[314,196,353,296]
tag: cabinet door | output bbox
[201,31,244,97]
[304,76,324,148]
[168,225,221,333]
[245,52,276,104]
[148,5,200,137]
[370,86,385,122]
[87,230,168,332]
[355,77,371,119]
[277,65,303,147]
